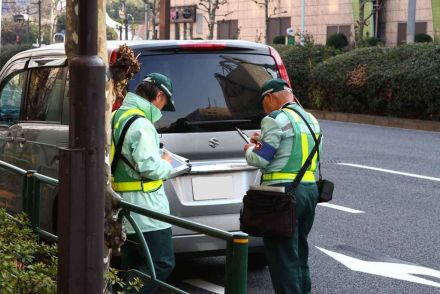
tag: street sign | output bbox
[286,27,294,36]
[15,0,30,7]
[170,6,196,23]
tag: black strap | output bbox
[111,114,142,174]
[282,106,322,195]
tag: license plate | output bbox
[192,176,234,200]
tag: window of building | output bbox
[268,17,291,44]
[326,25,351,41]
[217,20,239,39]
[25,67,66,122]
[0,71,25,124]
[397,22,427,45]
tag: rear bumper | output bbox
[172,230,264,256]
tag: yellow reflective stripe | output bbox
[311,133,319,171]
[114,109,145,129]
[301,133,308,166]
[112,179,163,192]
[233,238,249,244]
[283,108,301,122]
[262,171,315,182]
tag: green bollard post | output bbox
[22,170,36,220]
[225,232,248,294]
[31,177,41,234]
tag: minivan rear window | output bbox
[128,53,279,133]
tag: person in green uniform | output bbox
[244,78,322,294]
[111,73,176,293]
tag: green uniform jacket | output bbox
[116,92,173,233]
[245,103,321,185]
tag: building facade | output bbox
[161,0,439,46]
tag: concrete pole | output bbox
[300,0,305,45]
[407,0,416,43]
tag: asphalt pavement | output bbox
[167,120,440,294]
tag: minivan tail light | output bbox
[269,46,291,87]
[179,43,226,51]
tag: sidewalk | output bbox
[308,110,440,132]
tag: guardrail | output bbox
[0,160,248,293]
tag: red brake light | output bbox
[269,47,291,87]
[179,43,226,51]
[109,49,119,65]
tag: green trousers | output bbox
[263,182,319,294]
[121,228,175,294]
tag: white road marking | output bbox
[316,246,440,288]
[183,279,224,294]
[338,163,440,182]
[318,203,365,214]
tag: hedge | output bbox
[0,44,33,71]
[308,43,440,120]
[326,33,349,49]
[274,44,341,108]
[0,209,57,293]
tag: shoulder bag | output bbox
[239,113,322,238]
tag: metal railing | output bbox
[0,160,248,293]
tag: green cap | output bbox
[143,73,175,112]
[261,78,291,98]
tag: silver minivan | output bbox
[0,40,290,263]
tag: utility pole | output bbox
[300,0,305,45]
[58,0,106,292]
[159,0,170,39]
[407,0,416,43]
[0,0,2,52]
[144,3,149,40]
[38,0,41,46]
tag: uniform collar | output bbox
[121,92,162,123]
[281,102,297,109]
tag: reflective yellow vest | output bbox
[110,109,163,193]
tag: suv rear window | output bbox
[128,53,279,133]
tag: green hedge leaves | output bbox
[277,43,440,121]
[0,209,57,293]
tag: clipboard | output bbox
[235,127,251,144]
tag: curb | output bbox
[308,110,440,132]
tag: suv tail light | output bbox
[109,49,119,65]
[179,42,226,51]
[269,46,291,87]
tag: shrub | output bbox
[415,33,433,43]
[0,44,33,71]
[107,27,118,40]
[273,35,286,44]
[0,209,57,293]
[363,36,382,47]
[326,33,349,49]
[274,44,341,107]
[308,43,440,120]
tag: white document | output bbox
[161,148,191,178]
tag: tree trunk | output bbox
[65,0,78,58]
[359,0,365,42]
